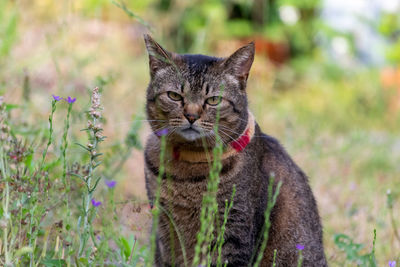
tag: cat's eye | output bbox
[206,96,222,106]
[167,91,183,101]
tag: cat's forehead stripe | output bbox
[202,82,209,95]
[183,54,220,74]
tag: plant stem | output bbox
[78,87,104,257]
[79,191,93,256]
[40,100,57,174]
[216,186,236,267]
[253,176,282,267]
[297,250,303,267]
[387,190,400,246]
[79,116,98,256]
[148,134,166,267]
[61,102,73,189]
[389,204,400,246]
[1,147,11,265]
[193,87,224,267]
[272,249,277,267]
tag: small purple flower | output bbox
[296,244,305,251]
[156,128,169,137]
[389,261,396,267]
[91,198,102,207]
[52,95,62,101]
[65,96,76,104]
[105,180,117,188]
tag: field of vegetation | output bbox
[0,0,399,266]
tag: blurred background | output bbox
[1,0,399,265]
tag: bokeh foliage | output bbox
[0,0,399,266]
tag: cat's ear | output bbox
[224,42,255,82]
[144,34,174,77]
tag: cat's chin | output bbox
[177,127,202,142]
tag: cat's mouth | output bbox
[181,127,199,134]
[178,126,202,141]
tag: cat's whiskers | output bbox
[233,116,249,124]
[166,126,178,139]
[198,123,233,148]
[215,134,229,148]
[200,121,215,128]
[197,127,218,149]
[200,126,230,148]
[100,119,168,127]
[201,122,244,137]
[217,125,243,137]
[199,124,213,132]
[151,124,170,135]
[218,129,246,151]
[169,118,183,123]
[202,121,244,139]
[169,122,183,127]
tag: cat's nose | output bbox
[184,103,202,124]
[184,113,199,124]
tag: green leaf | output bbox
[78,257,89,265]
[70,172,85,182]
[5,103,19,111]
[75,142,90,151]
[92,152,103,159]
[118,236,131,260]
[89,176,102,193]
[92,161,102,169]
[15,246,33,257]
[24,152,35,174]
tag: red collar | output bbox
[230,128,251,152]
[172,127,251,160]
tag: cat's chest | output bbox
[159,155,244,207]
[158,176,206,241]
[160,177,206,208]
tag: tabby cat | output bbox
[143,34,327,266]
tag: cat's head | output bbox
[144,34,254,148]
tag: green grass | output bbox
[0,85,283,266]
[1,1,400,266]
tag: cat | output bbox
[143,34,327,266]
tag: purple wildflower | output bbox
[91,198,102,207]
[65,96,76,104]
[52,95,62,101]
[389,261,396,267]
[105,180,117,188]
[296,244,305,251]
[156,128,169,137]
